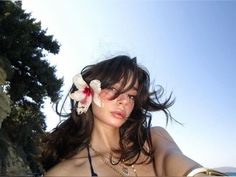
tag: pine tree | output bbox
[0,1,63,174]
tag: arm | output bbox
[151,126,202,176]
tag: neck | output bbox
[91,119,120,153]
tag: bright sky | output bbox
[22,0,236,168]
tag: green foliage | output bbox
[0,1,63,104]
[0,1,63,174]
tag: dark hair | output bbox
[41,55,175,170]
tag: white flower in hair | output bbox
[69,73,101,115]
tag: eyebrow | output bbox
[132,86,138,91]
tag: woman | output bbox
[42,55,224,176]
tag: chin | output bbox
[109,120,126,128]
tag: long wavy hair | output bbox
[41,55,175,171]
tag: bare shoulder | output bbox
[150,126,180,152]
[150,126,201,176]
[150,126,171,139]
[44,148,89,176]
[45,158,88,176]
[44,159,73,176]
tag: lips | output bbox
[111,111,126,119]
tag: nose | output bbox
[117,93,129,105]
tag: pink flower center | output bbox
[83,86,91,96]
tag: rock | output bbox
[0,141,32,176]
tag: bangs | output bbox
[81,55,149,101]
[99,56,138,91]
[82,56,139,89]
[117,70,139,93]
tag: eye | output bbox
[128,94,136,101]
[111,87,117,91]
[106,87,118,98]
[110,87,118,93]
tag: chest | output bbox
[68,156,156,176]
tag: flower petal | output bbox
[73,73,88,90]
[77,95,92,114]
[93,93,101,107]
[69,90,85,101]
[90,80,101,107]
[70,73,102,114]
[90,80,101,93]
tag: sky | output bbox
[22,0,236,168]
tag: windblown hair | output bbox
[41,55,175,171]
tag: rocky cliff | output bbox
[0,141,32,176]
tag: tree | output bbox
[0,66,10,175]
[0,1,63,174]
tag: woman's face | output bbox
[92,80,138,128]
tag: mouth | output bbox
[111,111,126,119]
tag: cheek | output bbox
[99,90,115,102]
[127,102,135,114]
[92,91,111,111]
[91,102,100,115]
[99,90,110,100]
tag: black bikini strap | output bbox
[87,146,98,176]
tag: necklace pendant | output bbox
[122,167,129,176]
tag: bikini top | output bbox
[87,146,98,176]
